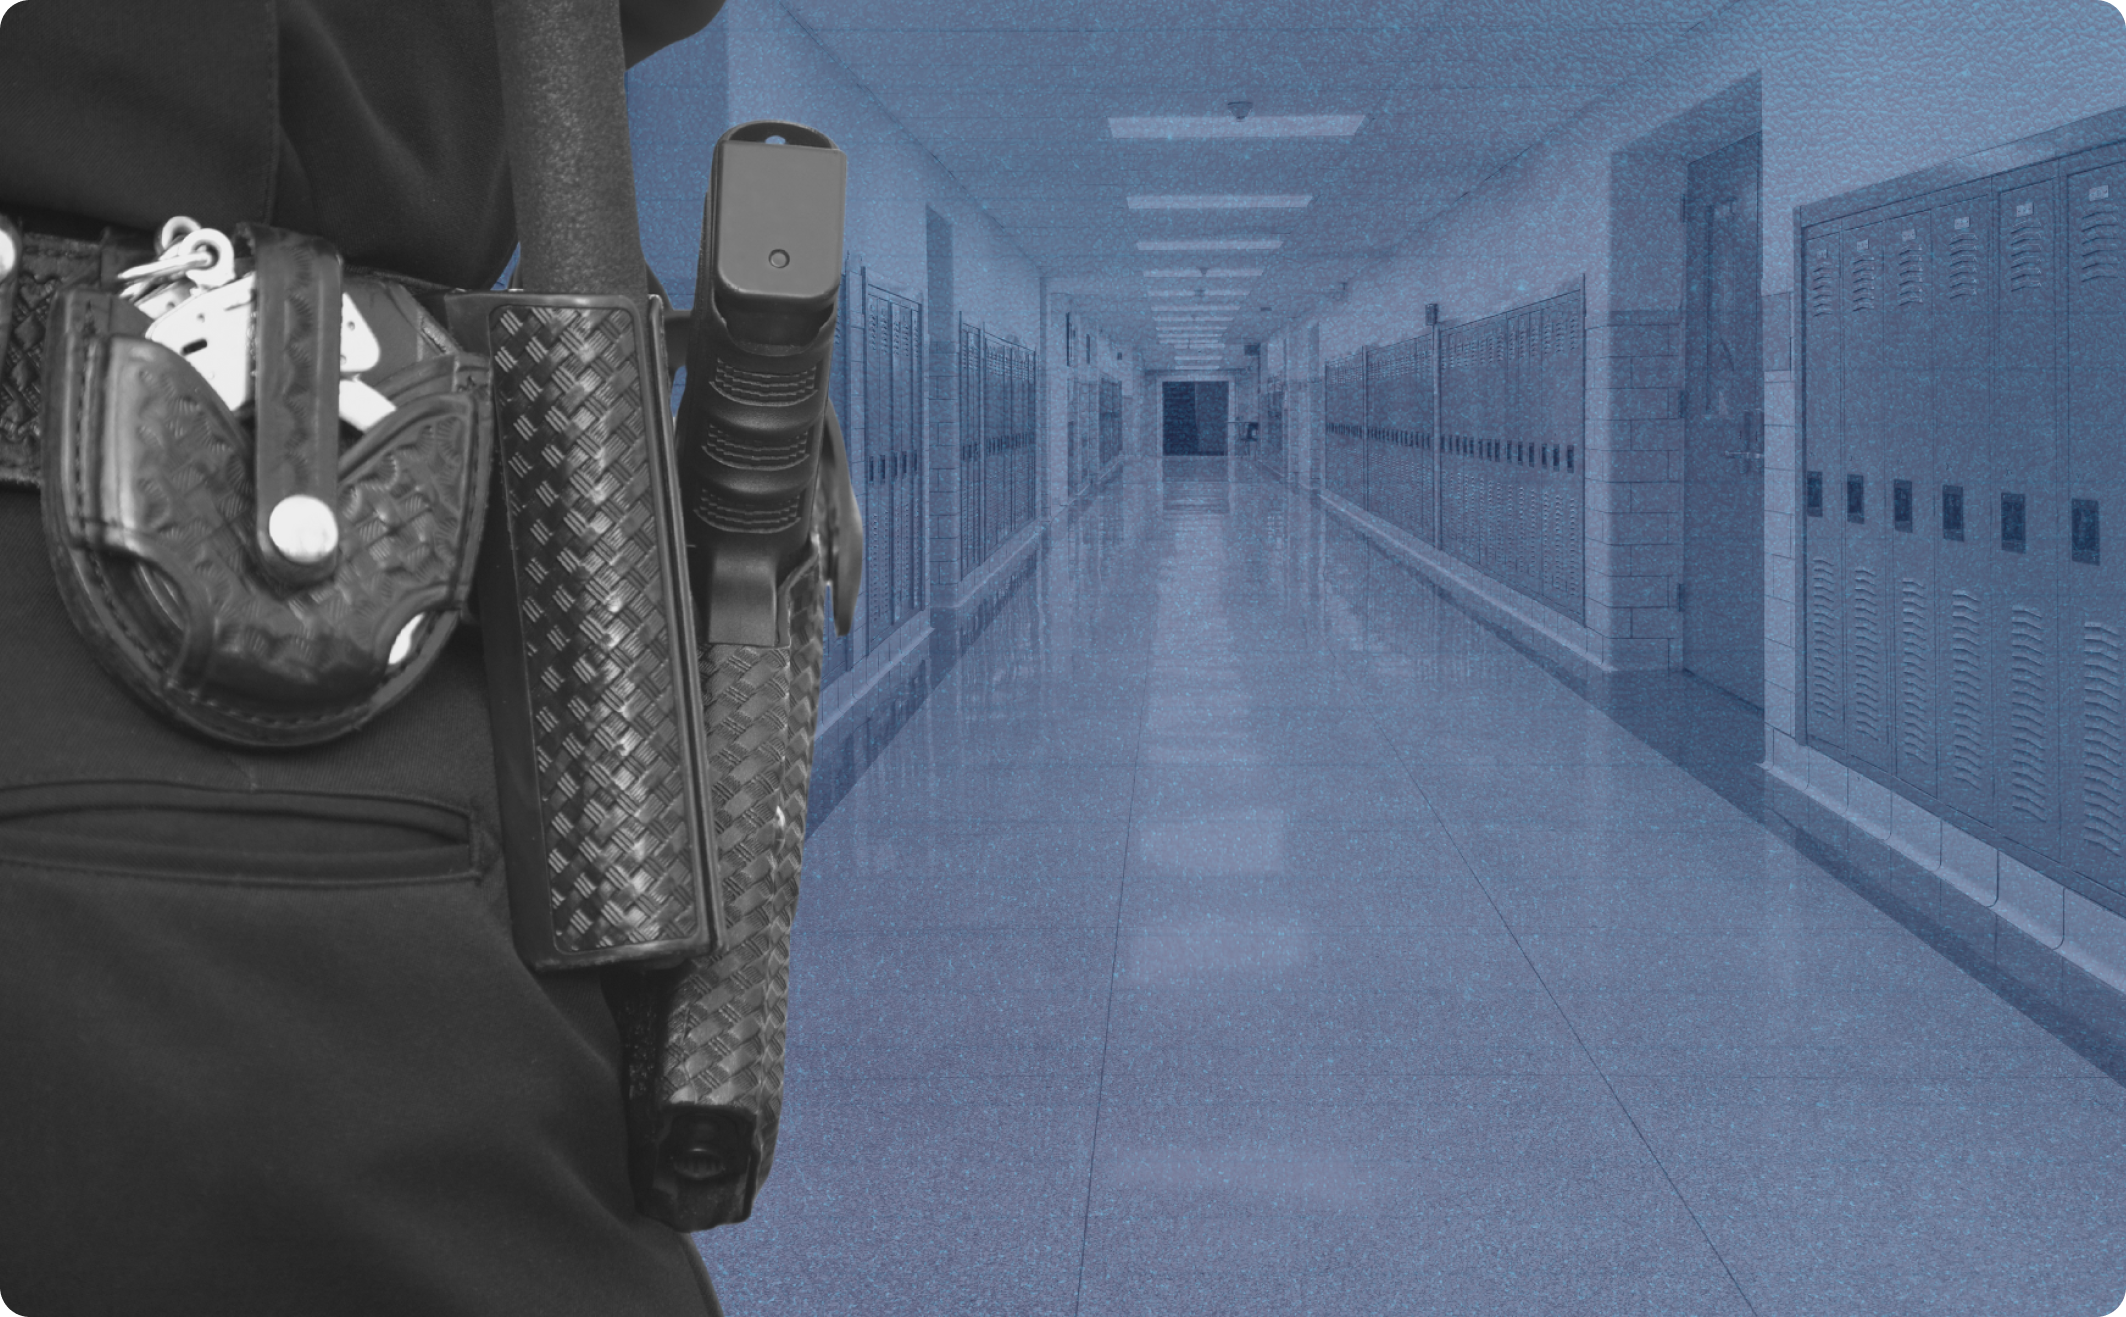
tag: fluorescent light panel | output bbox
[1109,115,1362,141]
[1147,290,1247,299]
[1135,238,1284,252]
[1128,195,1311,210]
[1144,268,1263,279]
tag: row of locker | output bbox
[824,276,925,683]
[1320,290,1586,624]
[1098,378,1124,469]
[1067,377,1100,496]
[1801,137,2126,901]
[958,323,1040,576]
[1066,377,1124,498]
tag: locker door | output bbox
[1994,175,2063,859]
[1886,207,1939,796]
[1387,344,1401,526]
[1360,347,1376,516]
[874,296,899,634]
[2064,160,2126,891]
[1444,331,1471,564]
[959,325,981,577]
[864,290,892,653]
[1563,294,1587,622]
[1802,234,1846,752]
[1501,316,1523,593]
[1931,195,1997,826]
[1416,337,1437,546]
[1379,343,1399,529]
[982,343,999,560]
[896,302,921,623]
[1841,220,1896,772]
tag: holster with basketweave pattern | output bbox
[441,290,720,972]
[37,223,492,748]
[598,119,854,1232]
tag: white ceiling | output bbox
[782,0,1737,365]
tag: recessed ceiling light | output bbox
[1144,268,1263,279]
[1109,115,1363,141]
[1128,196,1311,210]
[1135,238,1285,252]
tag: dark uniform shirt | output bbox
[0,5,732,1314]
[0,0,719,286]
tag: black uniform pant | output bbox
[0,492,721,1317]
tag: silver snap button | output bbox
[388,615,425,667]
[268,495,339,564]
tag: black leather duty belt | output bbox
[0,217,152,491]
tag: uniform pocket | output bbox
[0,780,481,883]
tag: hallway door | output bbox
[1681,132,1764,707]
[1162,382,1197,455]
[1162,382,1229,455]
[1195,382,1228,455]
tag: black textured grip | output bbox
[623,549,821,1231]
[448,290,718,971]
[676,302,830,647]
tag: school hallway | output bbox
[692,454,2126,1317]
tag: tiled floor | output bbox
[694,455,2126,1317]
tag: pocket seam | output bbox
[0,779,491,886]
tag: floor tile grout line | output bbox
[1070,510,1145,1317]
[1367,562,1771,1317]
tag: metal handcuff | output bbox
[117,217,402,601]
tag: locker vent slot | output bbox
[2009,209,2049,293]
[2082,621,2126,856]
[1899,578,1932,768]
[1895,237,1927,306]
[2009,603,2051,823]
[1948,589,1985,794]
[1809,248,1837,318]
[1849,242,1879,313]
[1808,557,1840,733]
[1946,226,1981,299]
[1852,564,1885,744]
[2078,190,2123,282]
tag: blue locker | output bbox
[1887,208,1939,798]
[2064,157,2126,891]
[1992,174,2063,859]
[1930,194,1997,826]
[1841,220,1898,773]
[1803,234,1846,752]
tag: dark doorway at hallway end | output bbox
[1162,381,1228,455]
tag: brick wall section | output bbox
[1761,289,1801,737]
[1583,310,1684,670]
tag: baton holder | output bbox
[444,290,719,971]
